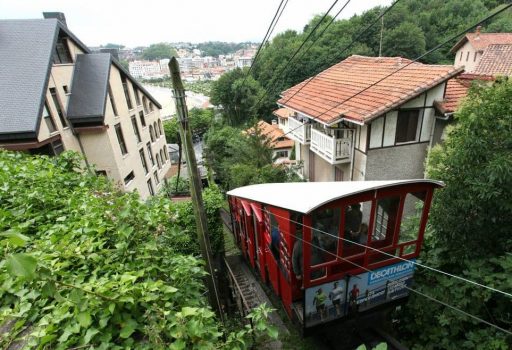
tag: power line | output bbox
[278,2,512,140]
[242,0,290,87]
[261,208,512,299]
[274,0,401,108]
[247,208,512,336]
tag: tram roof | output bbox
[227,180,444,214]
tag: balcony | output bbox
[287,116,311,144]
[310,128,353,164]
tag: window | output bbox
[153,170,160,185]
[96,170,107,176]
[146,142,155,166]
[275,150,288,158]
[115,124,128,155]
[372,197,400,243]
[153,122,159,138]
[395,110,419,143]
[124,171,135,186]
[139,111,146,127]
[474,52,478,62]
[52,35,72,64]
[343,200,372,257]
[142,96,149,114]
[156,153,161,169]
[149,102,154,112]
[108,84,118,116]
[131,116,141,143]
[49,87,67,127]
[399,192,426,255]
[459,51,463,61]
[312,207,340,265]
[466,51,470,61]
[160,149,165,164]
[139,148,148,174]
[163,147,168,161]
[133,86,141,105]
[147,179,155,196]
[42,102,57,133]
[158,119,163,137]
[121,75,133,109]
[149,125,155,142]
[63,85,69,94]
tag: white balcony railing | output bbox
[310,128,353,164]
[287,116,311,144]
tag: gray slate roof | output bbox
[67,54,111,123]
[0,19,58,139]
[0,17,162,141]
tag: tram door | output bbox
[252,213,260,268]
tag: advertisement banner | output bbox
[304,259,415,328]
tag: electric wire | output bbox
[242,0,290,88]
[260,208,512,299]
[236,208,512,336]
[278,2,512,140]
[264,0,400,109]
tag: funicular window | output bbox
[398,191,426,255]
[343,201,372,257]
[310,208,340,279]
[269,211,280,260]
[368,196,401,264]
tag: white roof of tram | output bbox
[227,180,444,214]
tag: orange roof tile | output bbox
[434,73,494,114]
[278,55,462,124]
[451,32,512,53]
[247,121,294,150]
[272,108,294,119]
[474,44,512,76]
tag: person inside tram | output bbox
[345,203,362,242]
[350,222,368,244]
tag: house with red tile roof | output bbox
[450,26,512,72]
[276,55,463,182]
[247,120,294,164]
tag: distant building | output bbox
[0,13,170,199]
[129,60,162,79]
[450,26,512,73]
[247,121,294,164]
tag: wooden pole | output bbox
[168,57,224,320]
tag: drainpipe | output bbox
[349,128,356,180]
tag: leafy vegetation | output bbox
[0,151,276,349]
[210,0,512,123]
[142,43,178,61]
[195,42,253,57]
[204,124,301,191]
[397,80,512,349]
[163,108,215,144]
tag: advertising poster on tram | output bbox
[304,259,416,328]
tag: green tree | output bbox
[398,80,512,349]
[163,108,214,144]
[382,22,426,59]
[142,43,177,60]
[210,69,266,126]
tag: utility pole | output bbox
[169,57,224,321]
[379,14,384,57]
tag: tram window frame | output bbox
[311,206,341,265]
[370,196,401,244]
[398,191,427,245]
[342,199,373,257]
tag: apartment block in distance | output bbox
[0,12,170,200]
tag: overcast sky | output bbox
[1,0,391,47]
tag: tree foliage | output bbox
[195,42,252,57]
[142,43,178,61]
[163,108,215,144]
[204,124,301,191]
[0,151,276,349]
[397,80,512,349]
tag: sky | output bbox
[1,0,392,47]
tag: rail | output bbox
[224,256,254,334]
[288,116,311,144]
[310,128,352,164]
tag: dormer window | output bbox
[52,33,72,64]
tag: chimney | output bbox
[475,25,482,37]
[43,12,67,27]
